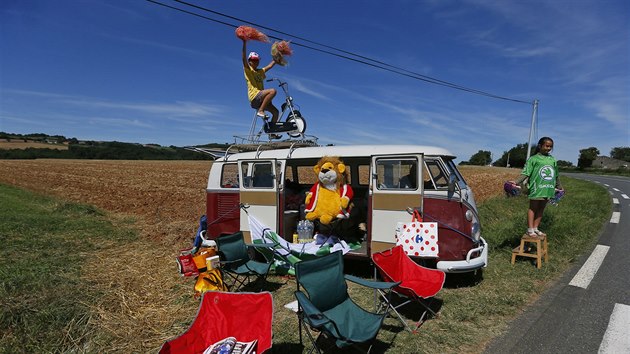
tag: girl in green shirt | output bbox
[509,137,564,238]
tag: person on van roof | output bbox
[241,39,280,139]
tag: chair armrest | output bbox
[345,274,401,290]
[248,243,277,263]
[294,291,330,328]
[220,259,242,267]
[247,242,277,249]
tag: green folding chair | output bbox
[216,231,274,291]
[294,251,400,353]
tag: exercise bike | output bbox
[248,78,307,141]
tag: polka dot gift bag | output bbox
[394,210,439,257]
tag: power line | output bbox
[146,0,533,105]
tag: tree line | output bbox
[461,143,630,169]
[0,132,222,160]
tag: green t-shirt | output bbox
[521,153,558,199]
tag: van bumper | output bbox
[436,237,488,273]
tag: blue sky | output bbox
[1,0,628,164]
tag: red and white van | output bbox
[203,144,487,273]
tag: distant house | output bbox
[593,156,628,169]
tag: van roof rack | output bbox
[185,138,319,160]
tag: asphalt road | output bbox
[485,173,630,354]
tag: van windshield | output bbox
[423,159,449,190]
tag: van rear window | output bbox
[221,164,239,188]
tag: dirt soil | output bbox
[0,159,520,351]
[0,159,211,243]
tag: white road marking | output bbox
[612,188,620,192]
[621,194,629,199]
[604,184,610,187]
[612,198,619,204]
[610,212,620,224]
[569,245,610,289]
[598,303,630,354]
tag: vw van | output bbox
[202,144,487,273]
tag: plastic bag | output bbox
[194,269,228,296]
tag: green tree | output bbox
[493,143,529,168]
[577,147,599,169]
[557,160,574,168]
[468,150,492,166]
[610,147,630,162]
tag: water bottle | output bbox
[297,220,309,243]
[305,220,314,238]
[297,220,305,241]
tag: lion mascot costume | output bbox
[304,156,354,225]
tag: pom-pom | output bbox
[271,41,292,66]
[235,25,269,42]
[274,41,293,56]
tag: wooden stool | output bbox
[511,234,548,269]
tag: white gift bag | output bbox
[395,211,439,257]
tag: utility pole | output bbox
[526,99,539,161]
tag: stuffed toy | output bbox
[304,156,354,225]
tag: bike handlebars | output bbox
[266,78,287,87]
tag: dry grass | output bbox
[0,159,519,352]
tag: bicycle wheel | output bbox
[287,113,306,138]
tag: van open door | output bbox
[238,159,278,242]
[370,154,423,255]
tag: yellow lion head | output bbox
[313,156,348,188]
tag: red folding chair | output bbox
[372,245,445,332]
[159,291,273,353]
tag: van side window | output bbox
[242,162,275,188]
[357,165,370,185]
[297,166,318,185]
[424,159,448,189]
[375,158,417,190]
[221,163,239,188]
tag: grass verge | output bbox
[0,184,137,352]
[0,176,611,353]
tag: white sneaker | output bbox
[534,229,546,237]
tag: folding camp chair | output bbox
[216,231,274,291]
[247,214,304,275]
[294,251,399,353]
[159,291,273,354]
[372,245,446,332]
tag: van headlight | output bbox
[471,222,481,241]
[466,209,481,241]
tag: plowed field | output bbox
[0,160,519,241]
[0,160,211,243]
